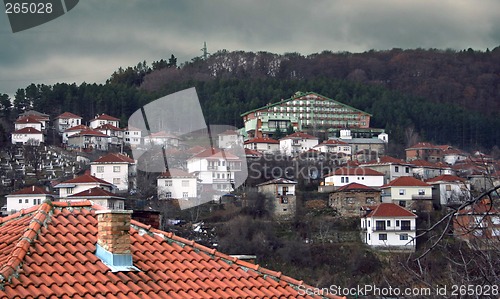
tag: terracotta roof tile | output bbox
[93,153,134,164]
[12,127,42,134]
[64,125,90,132]
[95,123,123,131]
[364,203,417,218]
[0,202,344,299]
[244,137,279,144]
[280,132,318,140]
[336,182,379,192]
[381,176,431,188]
[58,174,112,186]
[9,185,52,196]
[90,113,120,122]
[55,112,82,119]
[67,187,123,199]
[425,174,466,183]
[14,115,42,124]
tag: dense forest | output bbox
[1,47,499,153]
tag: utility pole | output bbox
[201,42,210,60]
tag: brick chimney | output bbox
[95,210,138,271]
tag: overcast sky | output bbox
[1,0,499,97]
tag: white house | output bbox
[443,148,468,165]
[18,110,49,130]
[89,113,120,129]
[62,125,90,144]
[54,173,115,198]
[279,132,319,156]
[143,131,180,147]
[124,126,142,147]
[361,203,417,251]
[380,176,432,209]
[14,115,43,131]
[90,153,136,192]
[187,148,243,194]
[11,127,44,145]
[64,187,125,210]
[244,137,280,154]
[324,167,385,188]
[95,124,124,146]
[411,159,454,180]
[5,185,54,213]
[66,128,110,150]
[425,174,471,207]
[314,139,351,156]
[53,112,82,133]
[157,169,198,200]
[360,156,414,184]
[218,130,241,149]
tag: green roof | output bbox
[240,91,372,117]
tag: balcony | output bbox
[373,226,415,232]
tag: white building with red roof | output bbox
[314,139,351,156]
[380,176,432,209]
[124,126,142,147]
[11,127,44,145]
[359,156,414,184]
[243,137,280,154]
[157,169,198,200]
[14,115,43,131]
[64,187,125,210]
[187,148,243,193]
[411,159,454,180]
[279,132,319,156]
[54,173,116,198]
[53,112,82,133]
[61,124,90,143]
[360,203,417,251]
[89,113,120,129]
[143,131,180,147]
[90,153,136,192]
[67,128,110,150]
[5,185,54,213]
[95,123,124,146]
[425,174,471,207]
[324,167,385,188]
[17,110,49,130]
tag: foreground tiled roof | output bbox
[0,202,343,299]
[93,153,134,164]
[364,203,417,218]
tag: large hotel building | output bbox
[241,91,375,139]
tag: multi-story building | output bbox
[360,203,418,251]
[124,126,142,147]
[279,132,319,156]
[95,124,124,146]
[425,174,471,207]
[66,128,109,150]
[157,169,198,200]
[64,187,125,210]
[11,127,44,145]
[90,153,136,192]
[257,178,297,219]
[241,91,371,139]
[54,173,115,198]
[53,112,82,133]
[89,113,120,129]
[380,176,432,210]
[324,167,385,189]
[329,182,381,217]
[14,115,43,132]
[6,185,54,213]
[359,156,414,184]
[243,137,280,154]
[405,142,444,163]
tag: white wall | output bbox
[89,119,119,129]
[15,122,42,131]
[91,163,132,191]
[157,177,197,199]
[11,133,44,145]
[324,174,384,188]
[280,138,318,156]
[361,217,416,248]
[58,183,113,198]
[6,194,51,212]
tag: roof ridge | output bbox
[0,202,53,286]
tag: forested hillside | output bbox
[2,48,499,153]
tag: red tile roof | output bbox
[12,127,42,134]
[64,124,90,132]
[158,169,195,178]
[0,202,343,299]
[365,203,417,218]
[257,178,298,186]
[244,148,263,157]
[410,159,439,168]
[336,182,379,192]
[14,115,42,124]
[90,113,120,121]
[425,175,466,183]
[381,176,431,188]
[55,112,82,119]
[59,174,113,186]
[280,132,318,140]
[190,148,240,160]
[68,187,123,199]
[328,167,384,177]
[362,156,408,165]
[95,123,123,131]
[317,139,348,146]
[74,129,109,137]
[244,137,279,144]
[406,142,439,150]
[9,186,52,196]
[93,153,135,164]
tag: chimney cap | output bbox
[95,209,133,215]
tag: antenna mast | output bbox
[201,42,210,60]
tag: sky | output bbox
[1,0,499,97]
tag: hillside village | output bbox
[2,90,500,290]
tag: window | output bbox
[399,189,405,195]
[395,166,399,173]
[97,166,104,173]
[19,199,22,203]
[25,199,29,203]
[37,199,41,204]
[345,177,349,183]
[375,220,386,231]
[113,166,121,172]
[400,234,409,240]
[399,201,406,207]
[182,180,189,187]
[33,199,37,205]
[401,220,411,230]
[405,167,410,173]
[341,177,344,183]
[379,234,387,240]
[396,220,400,227]
[67,188,73,194]
[113,178,121,184]
[386,220,391,227]
[446,185,452,191]
[418,189,425,195]
[183,192,188,198]
[165,180,172,186]
[165,192,172,198]
[346,197,354,204]
[280,196,288,204]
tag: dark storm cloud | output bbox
[0,0,498,96]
